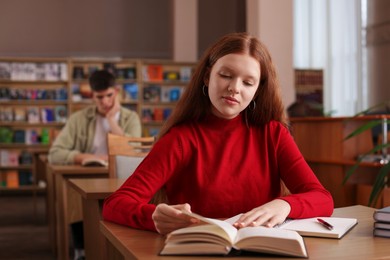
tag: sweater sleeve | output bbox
[48,114,82,165]
[271,122,334,218]
[102,129,184,231]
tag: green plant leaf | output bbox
[343,120,382,140]
[369,162,390,206]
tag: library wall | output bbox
[198,0,246,58]
[0,0,172,58]
[366,0,390,107]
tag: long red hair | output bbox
[158,32,287,139]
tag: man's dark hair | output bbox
[89,70,116,91]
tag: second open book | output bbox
[160,211,357,258]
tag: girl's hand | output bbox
[233,199,291,229]
[152,203,200,234]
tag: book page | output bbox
[81,158,108,167]
[182,210,238,243]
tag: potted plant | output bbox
[343,102,390,206]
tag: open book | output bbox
[81,158,108,167]
[160,211,308,258]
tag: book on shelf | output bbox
[0,62,11,80]
[27,107,40,123]
[160,86,182,103]
[153,108,164,122]
[19,150,33,165]
[160,210,308,257]
[13,129,26,143]
[124,67,136,79]
[180,66,192,81]
[40,107,55,123]
[163,71,180,81]
[1,107,14,121]
[373,206,390,223]
[0,150,20,166]
[81,158,108,167]
[0,173,5,187]
[0,86,10,100]
[79,83,92,99]
[123,83,138,100]
[145,65,163,82]
[55,106,67,123]
[13,107,26,122]
[72,66,85,79]
[160,87,171,103]
[163,108,172,120]
[0,127,13,143]
[18,171,32,186]
[25,129,40,144]
[103,63,116,76]
[71,83,82,102]
[5,170,19,188]
[143,85,161,102]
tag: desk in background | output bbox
[100,205,390,260]
[46,164,108,260]
[68,178,125,260]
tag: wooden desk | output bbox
[100,205,390,260]
[46,164,108,260]
[68,178,125,260]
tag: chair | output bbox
[107,133,166,204]
[107,133,155,179]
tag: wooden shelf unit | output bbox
[290,115,390,208]
[0,57,69,193]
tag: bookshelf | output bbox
[0,57,69,193]
[0,57,196,193]
[140,60,194,136]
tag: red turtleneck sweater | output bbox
[102,114,333,231]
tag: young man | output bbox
[49,69,141,165]
[48,69,141,260]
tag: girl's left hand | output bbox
[233,199,291,229]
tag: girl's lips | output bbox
[223,96,239,104]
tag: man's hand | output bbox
[106,96,121,121]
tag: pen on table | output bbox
[317,218,334,230]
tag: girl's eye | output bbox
[244,81,254,86]
[219,73,231,78]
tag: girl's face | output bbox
[206,53,260,119]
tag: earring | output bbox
[202,85,208,96]
[249,100,256,111]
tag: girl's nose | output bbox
[228,79,240,94]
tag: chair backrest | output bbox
[107,133,167,204]
[107,133,155,179]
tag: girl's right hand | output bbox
[152,203,199,234]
